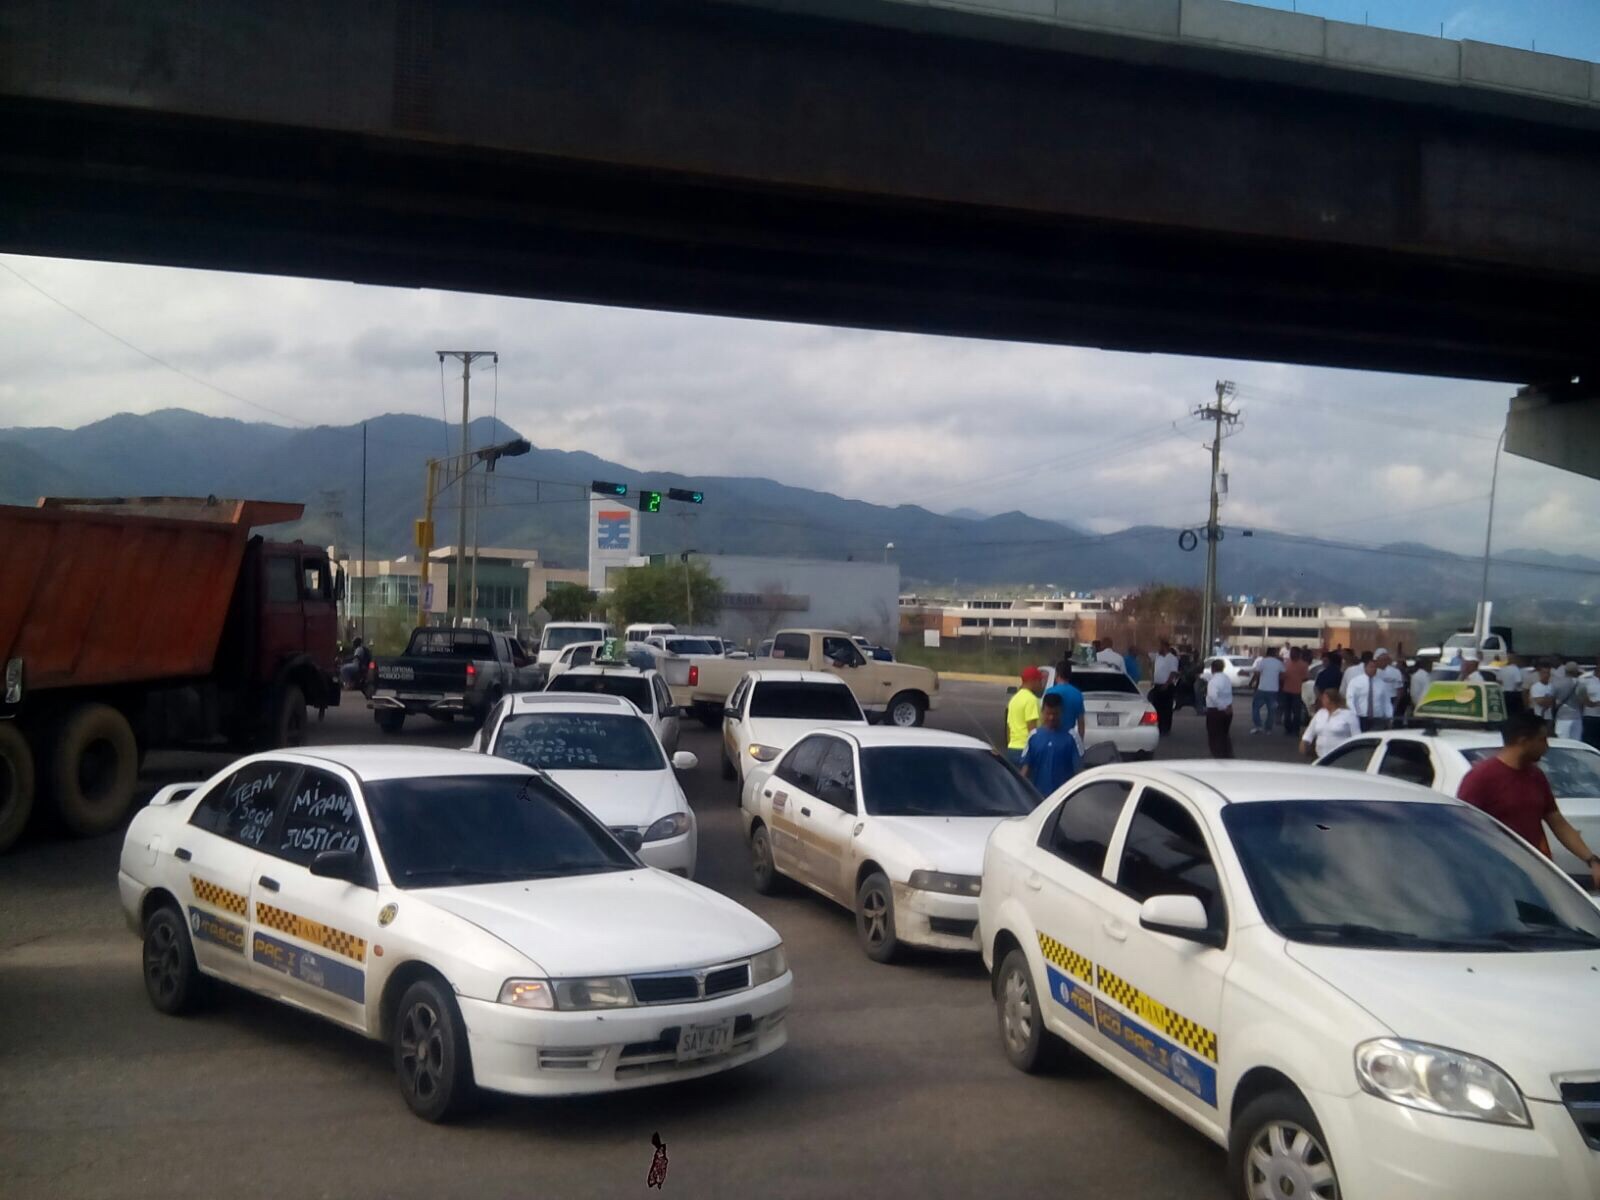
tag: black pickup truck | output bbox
[367,627,539,733]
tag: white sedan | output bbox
[742,728,1040,961]
[1009,667,1159,760]
[980,761,1600,1200]
[118,746,790,1121]
[473,692,700,877]
[1314,726,1600,883]
[544,663,682,755]
[721,670,867,786]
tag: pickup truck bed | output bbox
[368,628,537,732]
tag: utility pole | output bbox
[1195,380,1239,659]
[437,350,497,626]
[360,422,368,643]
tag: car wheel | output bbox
[885,693,925,728]
[143,904,206,1015]
[394,977,477,1123]
[721,750,736,782]
[995,947,1059,1073]
[1229,1089,1339,1200]
[855,871,899,962]
[750,824,782,894]
[375,710,406,735]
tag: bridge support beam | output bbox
[1506,380,1600,482]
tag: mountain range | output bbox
[4,408,1598,623]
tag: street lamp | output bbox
[884,542,895,563]
[416,436,531,627]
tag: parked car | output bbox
[119,746,791,1121]
[721,670,867,786]
[545,640,602,683]
[1007,667,1158,760]
[544,663,683,755]
[980,760,1600,1200]
[742,728,1039,961]
[368,627,538,733]
[536,621,613,667]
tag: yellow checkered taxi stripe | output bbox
[255,902,367,963]
[190,875,248,916]
[1037,932,1093,983]
[1095,964,1218,1063]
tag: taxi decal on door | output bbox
[252,931,366,1003]
[255,901,367,962]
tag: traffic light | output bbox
[591,480,627,497]
[639,490,664,513]
[667,488,704,504]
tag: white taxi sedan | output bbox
[742,728,1039,961]
[980,761,1600,1200]
[1313,727,1600,884]
[721,669,867,786]
[118,746,790,1121]
[1008,667,1159,760]
[472,692,699,877]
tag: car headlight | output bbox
[1354,1038,1529,1127]
[749,944,788,986]
[551,977,634,1010]
[643,812,691,842]
[907,869,981,897]
[748,743,782,762]
[497,978,554,1009]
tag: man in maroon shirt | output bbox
[1458,711,1600,890]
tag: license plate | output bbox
[1095,713,1119,727]
[676,1019,735,1062]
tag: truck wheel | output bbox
[376,711,406,735]
[271,684,308,748]
[0,722,36,853]
[886,693,926,728]
[49,703,139,838]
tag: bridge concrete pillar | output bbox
[1506,379,1600,481]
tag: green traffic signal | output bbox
[639,490,664,513]
[591,480,627,497]
[667,488,704,504]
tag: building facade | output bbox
[691,554,901,651]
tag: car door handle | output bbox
[1024,872,1042,891]
[1102,919,1128,942]
[800,807,812,817]
[258,875,280,892]
[173,847,192,862]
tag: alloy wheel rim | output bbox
[144,921,180,1001]
[1245,1120,1337,1200]
[1001,968,1033,1053]
[862,888,889,944]
[399,1001,445,1101]
[753,832,772,881]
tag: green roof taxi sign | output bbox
[597,637,629,665]
[1414,680,1507,726]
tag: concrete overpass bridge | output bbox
[2,0,1597,469]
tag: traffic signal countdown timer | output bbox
[590,481,704,509]
[639,490,664,513]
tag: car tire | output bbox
[855,870,900,962]
[142,904,206,1015]
[271,683,308,748]
[995,946,1060,1073]
[393,977,477,1123]
[885,693,925,728]
[48,702,140,838]
[1228,1089,1340,1200]
[375,710,406,735]
[720,750,736,782]
[0,721,36,854]
[749,824,783,894]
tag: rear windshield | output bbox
[407,629,492,657]
[492,713,664,771]
[543,626,604,652]
[1067,671,1138,695]
[662,638,718,655]
[546,672,651,712]
[749,682,864,722]
[1461,746,1600,801]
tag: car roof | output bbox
[834,727,993,751]
[506,691,640,714]
[746,670,851,686]
[1364,728,1597,753]
[561,664,653,679]
[1086,759,1463,812]
[257,745,533,783]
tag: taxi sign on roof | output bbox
[1414,680,1506,726]
[596,637,628,665]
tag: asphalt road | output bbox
[0,682,1300,1200]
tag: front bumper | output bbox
[369,690,479,718]
[891,883,981,951]
[458,972,792,1096]
[1315,1088,1600,1199]
[636,829,696,878]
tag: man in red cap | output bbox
[1007,666,1044,765]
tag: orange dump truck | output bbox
[0,497,341,851]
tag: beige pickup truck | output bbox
[670,628,938,727]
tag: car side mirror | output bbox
[723,707,740,721]
[671,751,699,771]
[616,829,645,854]
[310,849,364,884]
[1138,894,1223,948]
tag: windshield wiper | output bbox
[399,865,519,883]
[1482,926,1600,948]
[1276,922,1452,948]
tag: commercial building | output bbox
[899,593,1116,646]
[689,554,900,651]
[1226,600,1418,657]
[337,547,586,637]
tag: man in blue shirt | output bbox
[1022,693,1081,796]
[1045,661,1086,741]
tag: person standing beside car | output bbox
[1346,659,1393,732]
[1150,640,1180,736]
[1498,655,1526,716]
[1204,658,1234,758]
[1529,661,1556,731]
[1280,648,1310,736]
[1006,666,1043,766]
[1580,663,1600,751]
[1300,688,1361,759]
[1044,661,1086,742]
[1314,652,1343,704]
[1250,648,1284,735]
[1021,693,1081,796]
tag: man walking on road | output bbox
[1044,660,1086,742]
[1021,693,1081,797]
[1250,648,1283,735]
[1314,652,1343,705]
[1150,640,1180,736]
[1530,661,1556,730]
[1499,655,1526,716]
[1280,648,1310,736]
[1204,658,1234,758]
[1006,667,1043,766]
[1459,711,1600,890]
[1346,659,1393,732]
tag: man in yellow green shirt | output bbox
[1007,666,1045,765]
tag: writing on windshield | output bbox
[494,713,664,771]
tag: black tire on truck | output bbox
[48,702,139,838]
[885,692,926,728]
[0,721,36,853]
[271,683,308,748]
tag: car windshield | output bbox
[407,629,492,657]
[749,682,864,721]
[364,774,636,888]
[1461,746,1600,800]
[1069,671,1139,695]
[492,713,664,772]
[663,638,718,655]
[1223,800,1600,951]
[860,747,1039,818]
[543,626,603,651]
[546,672,652,711]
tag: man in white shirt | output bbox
[1300,689,1363,758]
[1204,658,1234,758]
[1342,651,1371,694]
[1498,655,1525,715]
[1095,640,1125,671]
[1529,661,1555,729]
[1457,656,1486,684]
[1580,667,1600,751]
[1150,641,1181,736]
[1250,650,1284,735]
[1345,659,1393,732]
[1374,649,1405,721]
[1555,664,1584,741]
[1408,661,1432,718]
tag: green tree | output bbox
[607,562,724,628]
[542,583,598,621]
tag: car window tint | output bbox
[275,768,366,870]
[814,740,857,811]
[266,556,300,605]
[777,736,828,793]
[1377,741,1435,787]
[749,681,863,721]
[1321,739,1378,772]
[190,761,298,849]
[1040,779,1133,876]
[654,677,673,715]
[546,672,651,711]
[772,632,810,661]
[1071,671,1139,695]
[1116,789,1225,928]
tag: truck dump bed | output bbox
[0,496,303,692]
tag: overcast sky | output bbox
[2,253,1598,561]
